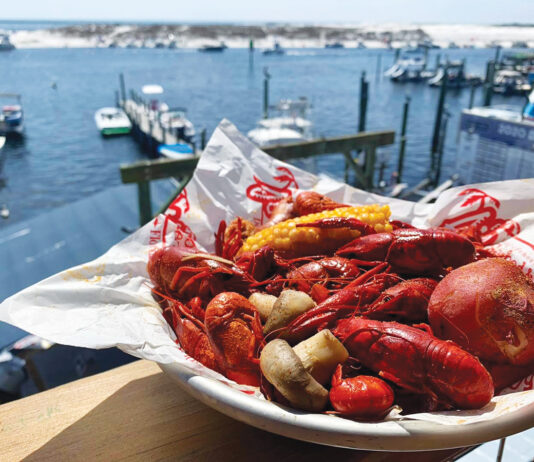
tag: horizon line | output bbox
[2,18,534,27]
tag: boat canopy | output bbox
[142,85,164,95]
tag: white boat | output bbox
[0,137,5,151]
[94,107,131,136]
[247,98,312,147]
[0,94,24,136]
[159,108,195,144]
[158,143,196,160]
[493,70,532,96]
[262,43,285,56]
[385,49,428,82]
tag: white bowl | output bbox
[160,362,534,451]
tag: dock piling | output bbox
[468,84,477,109]
[397,96,411,183]
[263,67,271,119]
[358,71,369,133]
[435,109,450,186]
[200,128,207,150]
[435,53,441,71]
[138,181,152,226]
[483,60,495,107]
[430,65,448,186]
[119,73,126,104]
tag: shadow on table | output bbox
[24,370,467,462]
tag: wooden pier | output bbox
[117,73,203,158]
[120,130,395,226]
[120,96,183,157]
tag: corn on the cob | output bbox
[240,204,392,256]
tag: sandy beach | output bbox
[5,23,534,49]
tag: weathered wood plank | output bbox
[120,157,200,184]
[263,131,395,160]
[120,131,395,185]
[0,360,471,462]
[137,181,152,226]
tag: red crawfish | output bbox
[361,277,438,323]
[336,227,476,275]
[284,266,438,341]
[205,292,264,387]
[333,318,494,409]
[294,191,347,216]
[329,364,395,420]
[283,263,396,342]
[148,246,254,303]
[161,299,219,372]
[284,256,361,293]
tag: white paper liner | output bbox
[1,119,534,425]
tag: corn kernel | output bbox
[239,203,392,255]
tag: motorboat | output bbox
[198,42,227,52]
[247,97,312,147]
[0,137,5,151]
[493,70,531,96]
[428,62,482,88]
[262,43,285,56]
[94,107,132,136]
[141,84,169,119]
[0,94,24,136]
[0,34,15,51]
[159,108,196,144]
[325,42,344,49]
[385,49,428,82]
[512,41,529,49]
[158,142,196,160]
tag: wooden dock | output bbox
[121,97,184,157]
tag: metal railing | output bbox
[120,130,395,226]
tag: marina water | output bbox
[0,37,527,226]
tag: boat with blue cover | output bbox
[0,94,24,136]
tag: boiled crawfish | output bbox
[333,318,494,409]
[205,292,264,386]
[337,227,476,275]
[284,256,361,293]
[284,266,437,341]
[148,246,254,304]
[161,299,219,372]
[329,364,394,419]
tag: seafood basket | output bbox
[1,120,534,451]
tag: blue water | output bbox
[0,46,526,227]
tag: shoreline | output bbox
[4,23,534,50]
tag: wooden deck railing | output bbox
[120,130,395,226]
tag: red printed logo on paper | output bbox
[158,189,198,249]
[439,188,520,246]
[246,167,298,224]
[506,374,534,392]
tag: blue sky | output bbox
[3,0,534,24]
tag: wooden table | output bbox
[0,360,471,461]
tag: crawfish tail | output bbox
[333,318,494,409]
[283,263,391,342]
[361,277,438,323]
[337,228,476,275]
